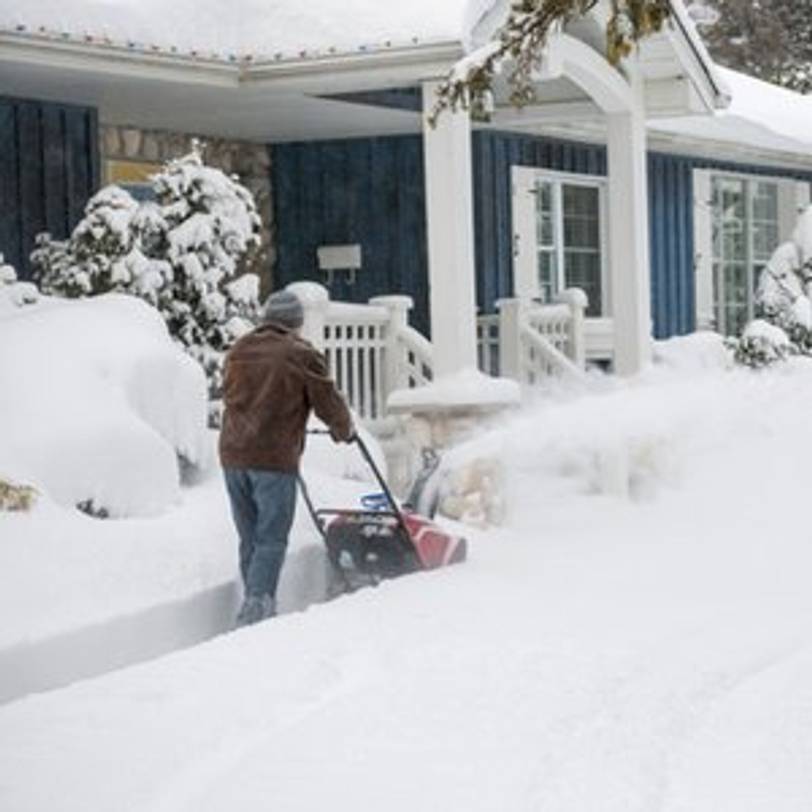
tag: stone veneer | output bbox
[100,124,274,293]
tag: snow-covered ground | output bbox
[4,332,812,810]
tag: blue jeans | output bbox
[223,468,297,599]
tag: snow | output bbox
[6,333,812,809]
[388,367,521,411]
[0,293,209,517]
[653,66,812,158]
[0,0,500,60]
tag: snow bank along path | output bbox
[0,459,373,705]
[5,339,812,810]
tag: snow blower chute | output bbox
[299,432,467,592]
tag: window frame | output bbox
[694,168,810,335]
[711,173,779,336]
[512,166,609,317]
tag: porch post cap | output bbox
[285,281,329,308]
[369,295,413,310]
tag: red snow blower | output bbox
[299,432,467,593]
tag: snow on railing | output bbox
[287,283,432,423]
[477,289,588,385]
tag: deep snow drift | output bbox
[5,334,812,810]
[0,293,209,517]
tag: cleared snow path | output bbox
[0,474,343,705]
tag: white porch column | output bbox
[421,80,479,378]
[607,98,652,375]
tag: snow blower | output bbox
[299,432,467,593]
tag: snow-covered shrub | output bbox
[734,320,793,368]
[32,142,261,398]
[736,206,812,367]
[0,478,37,512]
[0,295,210,517]
[0,255,39,313]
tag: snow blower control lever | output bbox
[298,430,467,593]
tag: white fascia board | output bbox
[492,100,604,128]
[243,41,463,92]
[648,130,812,173]
[0,32,237,87]
[0,31,463,96]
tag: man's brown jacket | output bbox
[218,324,353,472]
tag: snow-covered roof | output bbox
[652,67,812,162]
[0,0,499,62]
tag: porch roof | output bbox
[0,1,726,144]
[0,0,497,62]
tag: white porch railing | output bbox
[288,283,594,423]
[477,289,588,383]
[288,283,432,423]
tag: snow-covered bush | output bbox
[0,294,210,517]
[736,206,812,367]
[0,478,37,512]
[32,142,262,398]
[734,320,793,368]
[0,255,39,313]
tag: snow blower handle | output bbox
[305,429,403,520]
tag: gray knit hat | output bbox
[261,289,304,329]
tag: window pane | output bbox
[565,252,602,316]
[752,222,779,261]
[751,182,778,222]
[562,186,600,249]
[538,250,557,303]
[535,181,555,249]
[562,184,601,315]
[714,178,746,222]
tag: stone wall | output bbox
[100,124,274,293]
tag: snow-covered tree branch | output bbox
[430,0,671,125]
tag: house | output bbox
[1,1,811,406]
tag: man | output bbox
[219,289,353,627]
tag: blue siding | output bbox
[272,131,812,340]
[0,96,99,281]
[273,136,430,335]
[272,131,608,333]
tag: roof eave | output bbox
[0,30,464,94]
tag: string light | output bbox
[2,23,422,64]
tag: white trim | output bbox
[693,168,714,330]
[538,32,634,115]
[648,129,812,173]
[0,30,464,93]
[421,78,478,378]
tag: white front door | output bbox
[512,165,613,360]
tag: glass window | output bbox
[533,178,603,316]
[711,176,780,336]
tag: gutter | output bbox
[0,29,463,90]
